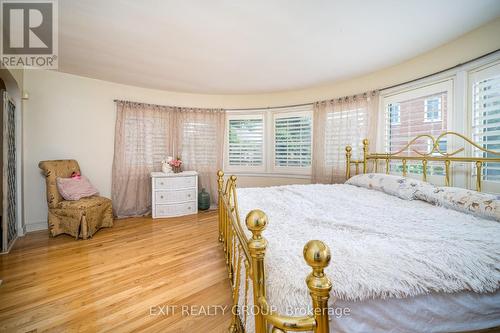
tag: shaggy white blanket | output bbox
[235,184,500,331]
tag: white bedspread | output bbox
[234,184,500,332]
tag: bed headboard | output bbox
[345,131,500,192]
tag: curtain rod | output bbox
[226,102,313,111]
[113,99,171,108]
[113,98,314,111]
[380,48,500,91]
[113,99,223,111]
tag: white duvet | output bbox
[234,184,500,331]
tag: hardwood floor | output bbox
[0,211,232,333]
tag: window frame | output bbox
[389,103,401,125]
[380,79,454,185]
[224,112,266,174]
[468,60,500,193]
[378,52,500,192]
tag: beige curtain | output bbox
[112,101,175,218]
[173,108,225,205]
[312,92,379,184]
[112,101,225,217]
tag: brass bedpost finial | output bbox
[304,240,332,333]
[217,170,224,187]
[228,175,238,211]
[345,145,352,180]
[246,209,267,240]
[362,139,369,174]
[246,210,268,333]
[217,170,224,243]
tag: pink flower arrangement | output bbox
[168,157,182,168]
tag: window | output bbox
[124,116,169,167]
[424,97,442,122]
[389,103,401,125]
[227,116,264,168]
[382,80,451,177]
[325,107,368,167]
[225,105,313,174]
[274,113,312,168]
[471,62,500,187]
[181,121,217,166]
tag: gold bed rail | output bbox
[345,132,500,192]
[217,171,333,333]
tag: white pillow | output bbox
[345,173,432,200]
[415,186,500,222]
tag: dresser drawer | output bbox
[155,201,197,217]
[155,176,196,189]
[155,189,196,204]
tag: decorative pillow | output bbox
[416,186,500,222]
[56,175,99,201]
[345,173,432,200]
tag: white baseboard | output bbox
[25,221,47,232]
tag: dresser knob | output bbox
[188,206,191,210]
[187,194,191,197]
[160,195,164,199]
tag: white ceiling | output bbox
[59,0,500,94]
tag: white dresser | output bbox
[151,171,198,218]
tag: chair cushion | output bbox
[57,196,111,210]
[57,175,99,201]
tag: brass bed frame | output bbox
[217,132,500,333]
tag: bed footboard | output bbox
[217,171,333,333]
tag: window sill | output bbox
[225,172,311,179]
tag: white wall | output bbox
[23,18,500,230]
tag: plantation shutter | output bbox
[228,117,264,167]
[472,63,500,183]
[274,109,312,168]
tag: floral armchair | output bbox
[38,160,113,239]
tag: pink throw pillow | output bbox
[56,175,99,201]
